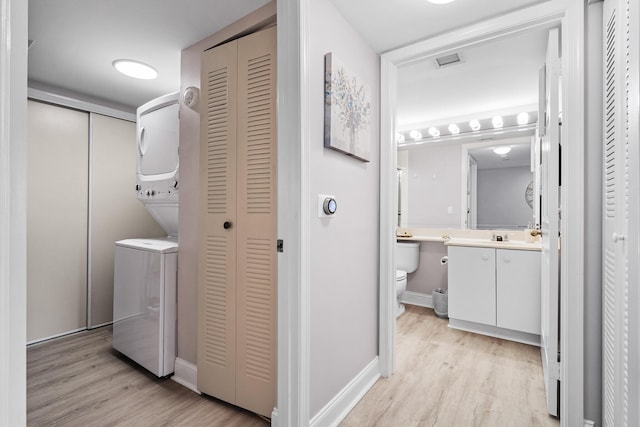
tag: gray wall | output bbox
[584,1,603,424]
[406,242,448,295]
[477,166,533,229]
[309,0,380,417]
[406,143,462,228]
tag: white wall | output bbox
[405,143,462,228]
[477,166,533,229]
[309,0,380,417]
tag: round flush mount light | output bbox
[493,146,512,155]
[113,59,158,80]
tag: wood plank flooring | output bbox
[27,326,269,426]
[28,306,560,426]
[341,305,560,427]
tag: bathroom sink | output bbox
[444,237,541,251]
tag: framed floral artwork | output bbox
[324,53,372,162]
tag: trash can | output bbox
[432,288,448,319]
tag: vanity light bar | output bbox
[396,111,537,145]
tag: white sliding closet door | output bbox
[602,0,639,425]
[27,100,89,342]
[89,114,165,327]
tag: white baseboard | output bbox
[400,290,433,309]
[172,357,200,394]
[271,408,278,426]
[310,357,380,427]
[583,420,595,427]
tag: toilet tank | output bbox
[396,242,420,273]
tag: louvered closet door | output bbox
[235,26,277,417]
[602,0,636,425]
[197,39,239,403]
[198,27,276,418]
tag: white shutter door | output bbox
[602,0,638,425]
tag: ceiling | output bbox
[396,29,548,132]
[330,0,549,53]
[469,139,532,170]
[28,0,271,112]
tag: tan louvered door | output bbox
[198,27,276,418]
[197,39,238,403]
[235,27,277,417]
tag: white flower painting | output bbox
[324,53,371,162]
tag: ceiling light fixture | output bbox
[493,146,512,155]
[113,59,158,80]
[448,124,460,135]
[469,119,481,131]
[517,112,529,125]
[409,130,422,140]
[428,127,440,137]
[492,116,504,129]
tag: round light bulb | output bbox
[396,133,405,143]
[409,130,422,140]
[448,123,460,135]
[517,112,529,125]
[428,127,440,137]
[469,119,481,131]
[492,116,504,129]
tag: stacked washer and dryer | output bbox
[112,93,180,377]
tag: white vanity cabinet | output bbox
[448,246,496,325]
[447,244,541,343]
[496,249,541,335]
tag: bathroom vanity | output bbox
[445,238,541,346]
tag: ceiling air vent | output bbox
[435,52,461,68]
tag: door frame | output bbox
[0,0,28,424]
[379,1,585,425]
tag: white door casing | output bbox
[380,2,585,425]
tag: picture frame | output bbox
[324,53,372,162]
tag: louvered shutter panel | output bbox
[198,39,238,402]
[602,0,633,425]
[197,27,276,418]
[235,26,277,417]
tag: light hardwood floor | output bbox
[27,327,269,426]
[28,306,560,426]
[341,305,560,427]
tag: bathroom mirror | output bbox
[395,28,547,230]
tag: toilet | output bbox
[396,242,420,317]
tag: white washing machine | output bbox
[113,238,178,377]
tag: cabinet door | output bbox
[448,246,496,325]
[496,249,541,335]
